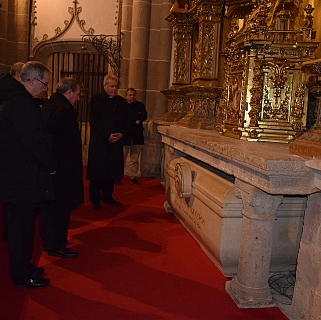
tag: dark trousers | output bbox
[40,201,71,251]
[2,203,8,240]
[89,178,114,206]
[7,203,39,282]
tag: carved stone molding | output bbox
[174,162,192,198]
[30,0,95,54]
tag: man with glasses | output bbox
[0,61,57,288]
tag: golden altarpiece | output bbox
[162,0,319,143]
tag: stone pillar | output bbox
[226,179,282,308]
[0,0,30,73]
[126,0,151,101]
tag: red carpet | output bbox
[0,174,288,320]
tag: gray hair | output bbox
[103,74,118,86]
[56,77,80,94]
[10,62,24,77]
[20,61,51,82]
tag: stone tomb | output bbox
[165,156,306,277]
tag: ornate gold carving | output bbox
[159,89,190,123]
[219,0,319,142]
[172,24,193,85]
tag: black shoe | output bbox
[102,198,122,206]
[92,204,102,210]
[14,276,50,289]
[114,179,122,186]
[130,177,140,185]
[10,267,45,281]
[36,267,45,276]
[47,247,79,258]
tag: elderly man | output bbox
[86,74,128,209]
[40,77,84,258]
[0,61,57,288]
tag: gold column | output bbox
[172,22,193,86]
[192,1,223,87]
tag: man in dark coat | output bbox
[86,74,128,209]
[122,88,147,185]
[40,77,84,258]
[0,61,57,288]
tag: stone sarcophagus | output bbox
[166,156,306,276]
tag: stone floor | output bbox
[270,271,303,320]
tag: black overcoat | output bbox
[42,92,84,211]
[0,74,56,203]
[86,92,128,180]
[122,100,147,146]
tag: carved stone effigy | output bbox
[218,1,319,143]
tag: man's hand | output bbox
[108,133,123,143]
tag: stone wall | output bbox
[292,192,321,320]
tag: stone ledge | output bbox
[158,125,315,195]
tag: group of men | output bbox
[0,61,147,288]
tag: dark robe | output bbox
[0,73,56,203]
[122,100,147,146]
[41,92,84,211]
[86,92,128,180]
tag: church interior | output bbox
[1,0,321,319]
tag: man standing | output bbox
[86,74,128,209]
[122,88,147,185]
[2,62,25,241]
[40,77,84,258]
[0,61,57,288]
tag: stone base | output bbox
[226,278,276,309]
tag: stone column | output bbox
[0,0,29,73]
[125,0,151,101]
[226,179,282,308]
